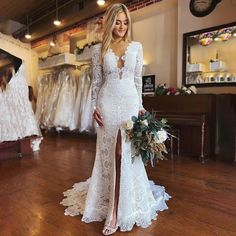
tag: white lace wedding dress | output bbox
[61,41,171,232]
[0,63,41,142]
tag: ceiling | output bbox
[0,0,126,42]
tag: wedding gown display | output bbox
[61,42,170,231]
[36,67,95,133]
[78,67,94,132]
[0,63,41,142]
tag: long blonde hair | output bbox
[101,3,132,63]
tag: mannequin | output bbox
[0,49,22,91]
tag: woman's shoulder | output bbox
[93,43,102,50]
[92,43,102,58]
[131,41,143,49]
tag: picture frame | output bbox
[142,74,155,95]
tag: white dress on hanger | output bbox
[54,70,74,129]
[79,67,94,133]
[0,63,41,142]
[61,42,170,232]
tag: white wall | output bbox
[177,0,236,93]
[0,32,38,92]
[32,0,236,94]
[131,0,178,87]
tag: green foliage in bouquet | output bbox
[155,84,167,96]
[125,111,169,167]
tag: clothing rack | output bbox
[36,63,95,133]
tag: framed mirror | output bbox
[183,21,236,87]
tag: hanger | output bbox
[77,62,91,70]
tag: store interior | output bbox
[0,0,236,235]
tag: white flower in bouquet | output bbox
[141,119,148,126]
[189,85,197,94]
[155,130,168,143]
[125,120,134,130]
[125,112,169,166]
[186,90,191,94]
[159,83,167,89]
[182,86,187,91]
[175,91,180,95]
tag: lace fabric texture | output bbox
[0,63,41,142]
[61,42,171,232]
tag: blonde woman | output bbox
[61,3,170,235]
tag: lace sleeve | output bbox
[91,44,103,109]
[134,43,144,110]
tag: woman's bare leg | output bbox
[103,130,121,234]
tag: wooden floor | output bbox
[0,133,236,236]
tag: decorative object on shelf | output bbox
[166,87,177,95]
[183,22,236,87]
[176,85,197,95]
[155,84,197,96]
[75,41,98,55]
[142,74,155,95]
[189,0,222,17]
[209,60,226,72]
[39,53,61,62]
[38,53,77,69]
[187,63,206,72]
[186,72,236,85]
[155,84,167,96]
[75,41,99,61]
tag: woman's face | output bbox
[112,11,128,39]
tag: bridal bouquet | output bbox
[125,111,169,167]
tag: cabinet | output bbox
[143,94,236,162]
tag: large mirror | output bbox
[183,21,236,87]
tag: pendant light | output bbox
[54,0,61,26]
[97,0,105,6]
[50,35,57,47]
[25,15,32,39]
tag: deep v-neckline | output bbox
[109,41,133,78]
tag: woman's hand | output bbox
[138,108,146,116]
[93,108,104,127]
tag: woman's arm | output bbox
[134,43,145,112]
[91,44,104,126]
[91,44,103,109]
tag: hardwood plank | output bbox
[0,133,236,236]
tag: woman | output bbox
[61,3,170,235]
